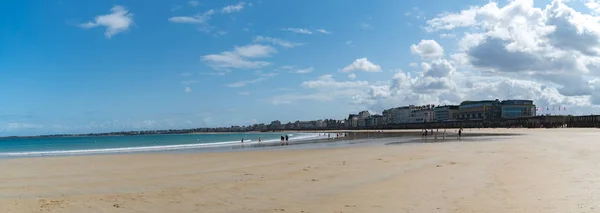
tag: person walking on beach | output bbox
[458,128,462,140]
[280,136,284,145]
[443,129,447,140]
[258,137,262,144]
[285,135,289,145]
[241,138,244,143]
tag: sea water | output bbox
[0,132,322,157]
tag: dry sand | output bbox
[1,128,600,212]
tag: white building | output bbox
[393,106,412,124]
[383,106,412,124]
[407,105,435,123]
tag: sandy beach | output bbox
[1,128,600,212]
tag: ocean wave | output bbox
[0,133,326,157]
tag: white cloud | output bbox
[234,44,277,58]
[268,75,373,105]
[226,78,266,87]
[405,7,426,20]
[440,33,456,38]
[79,5,134,38]
[252,36,303,48]
[202,44,275,69]
[185,87,192,92]
[348,73,357,79]
[221,2,245,13]
[188,0,200,7]
[291,67,314,74]
[316,29,331,34]
[202,52,270,69]
[169,10,214,24]
[423,0,600,98]
[586,0,600,14]
[265,0,600,113]
[425,6,478,32]
[410,40,445,60]
[346,40,354,46]
[340,58,382,72]
[282,28,312,34]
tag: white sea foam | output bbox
[0,133,326,157]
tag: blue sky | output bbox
[2,0,600,136]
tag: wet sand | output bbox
[1,128,599,212]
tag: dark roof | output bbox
[460,100,500,105]
[434,105,459,109]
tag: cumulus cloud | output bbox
[424,0,600,98]
[79,5,134,38]
[268,0,600,114]
[410,40,444,60]
[340,58,382,72]
[348,73,357,79]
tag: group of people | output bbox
[323,132,346,140]
[242,135,289,145]
[280,135,289,145]
[421,128,463,139]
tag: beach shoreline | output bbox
[2,128,598,212]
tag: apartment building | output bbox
[434,105,459,122]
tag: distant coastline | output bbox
[3,114,599,139]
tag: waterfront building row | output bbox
[348,99,536,128]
